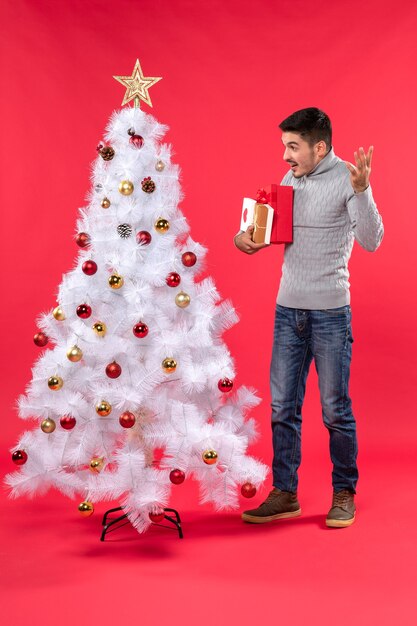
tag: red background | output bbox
[1,1,416,624]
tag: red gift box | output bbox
[256,185,293,244]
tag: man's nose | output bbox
[283,148,290,161]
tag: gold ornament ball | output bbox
[41,418,56,433]
[202,449,218,465]
[175,291,191,308]
[155,160,165,172]
[162,357,177,373]
[101,197,111,208]
[96,400,112,416]
[108,274,124,289]
[48,376,63,390]
[154,218,170,233]
[53,306,65,321]
[92,322,107,336]
[67,345,83,362]
[78,501,94,517]
[118,180,134,196]
[89,457,105,473]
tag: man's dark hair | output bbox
[279,107,332,150]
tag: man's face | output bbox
[281,132,325,178]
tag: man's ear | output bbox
[315,140,327,157]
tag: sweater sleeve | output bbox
[346,185,384,252]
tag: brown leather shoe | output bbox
[242,488,301,523]
[326,489,356,528]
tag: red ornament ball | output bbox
[149,511,165,523]
[60,415,76,430]
[218,378,234,392]
[241,482,257,498]
[76,232,90,248]
[12,450,28,465]
[181,251,197,267]
[136,230,152,246]
[169,469,185,485]
[129,134,144,148]
[82,260,98,276]
[166,272,181,287]
[119,411,136,428]
[133,322,149,338]
[34,331,48,347]
[106,361,122,379]
[77,304,92,319]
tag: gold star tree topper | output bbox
[113,59,162,108]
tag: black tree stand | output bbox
[100,506,183,541]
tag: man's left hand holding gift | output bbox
[234,225,270,254]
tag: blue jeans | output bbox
[270,304,358,494]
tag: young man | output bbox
[234,107,384,528]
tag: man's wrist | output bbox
[233,231,244,249]
[353,184,369,194]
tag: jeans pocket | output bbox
[322,305,351,315]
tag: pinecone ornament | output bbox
[141,177,156,193]
[99,145,115,161]
[117,224,132,239]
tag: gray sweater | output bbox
[276,148,384,309]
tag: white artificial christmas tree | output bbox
[6,60,268,535]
